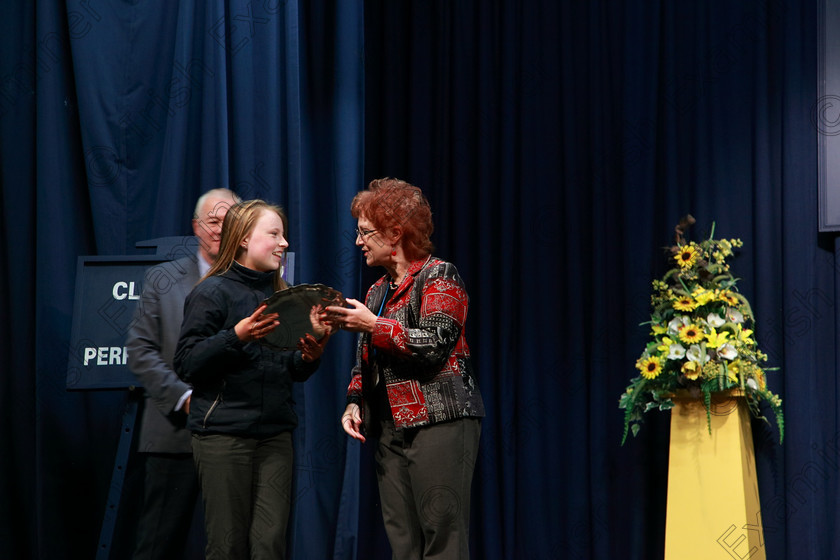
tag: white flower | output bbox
[668,316,690,335]
[718,343,738,360]
[707,312,725,328]
[686,344,709,364]
[667,344,686,360]
[726,308,744,323]
[746,378,758,391]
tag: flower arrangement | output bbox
[619,216,783,444]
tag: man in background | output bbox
[127,188,240,559]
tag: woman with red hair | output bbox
[326,178,484,559]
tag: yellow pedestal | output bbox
[664,392,765,560]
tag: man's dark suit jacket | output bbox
[127,255,201,453]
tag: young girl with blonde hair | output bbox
[175,199,330,560]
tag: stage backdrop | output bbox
[2,1,840,560]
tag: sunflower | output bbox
[673,295,698,312]
[678,323,705,344]
[636,356,663,379]
[675,244,699,269]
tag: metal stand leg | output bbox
[96,391,139,560]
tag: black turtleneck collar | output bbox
[228,260,277,289]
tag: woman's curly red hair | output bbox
[351,178,434,260]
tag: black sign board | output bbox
[66,255,170,390]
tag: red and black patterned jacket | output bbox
[346,256,485,430]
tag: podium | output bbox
[664,391,765,560]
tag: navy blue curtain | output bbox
[1,1,362,558]
[361,1,825,559]
[2,1,838,559]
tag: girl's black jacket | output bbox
[174,261,319,436]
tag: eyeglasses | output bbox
[355,227,378,239]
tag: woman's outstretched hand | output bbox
[324,298,378,333]
[341,403,366,442]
